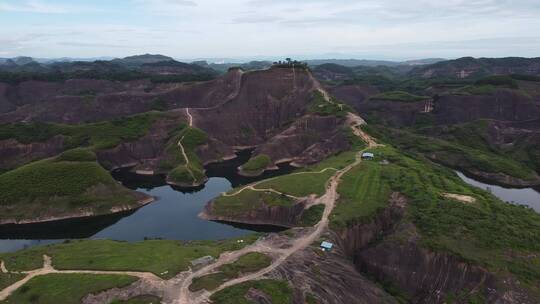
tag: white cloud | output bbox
[1,0,539,59]
[0,0,91,14]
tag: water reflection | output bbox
[0,150,293,252]
[456,171,540,213]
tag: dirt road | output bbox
[0,88,379,303]
[0,255,162,302]
[221,167,338,198]
[175,113,379,303]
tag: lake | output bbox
[0,150,293,253]
[456,171,540,213]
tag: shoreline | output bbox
[0,196,155,226]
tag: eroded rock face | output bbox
[1,67,350,182]
[338,193,538,304]
[201,200,309,228]
[434,91,540,125]
[0,71,243,124]
[0,135,65,171]
[356,236,536,304]
[269,237,399,304]
[255,115,350,167]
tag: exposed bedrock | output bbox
[254,115,350,167]
[193,67,317,147]
[0,135,65,171]
[268,238,399,304]
[0,70,243,124]
[332,85,540,128]
[200,199,309,228]
[96,115,184,172]
[82,279,164,304]
[337,193,537,303]
[434,91,540,125]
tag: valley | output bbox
[0,55,539,303]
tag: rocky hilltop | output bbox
[0,62,353,223]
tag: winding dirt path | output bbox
[0,261,7,274]
[170,108,197,184]
[0,85,380,303]
[175,113,379,303]
[186,108,194,127]
[0,255,162,302]
[222,167,338,198]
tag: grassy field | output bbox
[253,150,360,198]
[165,126,208,185]
[0,273,25,290]
[330,143,540,286]
[370,91,429,102]
[0,112,163,150]
[0,237,259,279]
[210,279,292,304]
[3,274,137,304]
[212,190,294,217]
[213,150,360,218]
[0,158,139,220]
[417,119,540,175]
[56,148,97,162]
[189,252,272,292]
[302,151,357,172]
[309,91,353,117]
[331,148,393,229]
[366,125,538,182]
[241,154,271,174]
[254,169,335,197]
[299,204,325,227]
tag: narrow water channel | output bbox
[0,150,294,253]
[456,171,540,213]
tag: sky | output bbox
[1,0,539,61]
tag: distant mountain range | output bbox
[304,58,446,67]
[2,55,540,82]
[0,55,445,68]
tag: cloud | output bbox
[57,41,130,48]
[231,15,282,24]
[133,0,197,14]
[1,0,539,59]
[0,0,97,14]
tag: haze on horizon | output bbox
[1,0,539,61]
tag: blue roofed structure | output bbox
[361,152,375,160]
[320,241,333,251]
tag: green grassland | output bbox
[309,91,353,117]
[253,150,361,198]
[330,144,540,286]
[0,112,163,150]
[299,204,325,227]
[0,273,25,290]
[254,169,335,197]
[210,279,292,304]
[443,75,532,98]
[240,154,271,174]
[164,126,208,185]
[417,119,540,175]
[0,237,259,279]
[332,160,392,229]
[370,91,430,102]
[190,252,272,292]
[212,190,295,217]
[0,157,140,221]
[56,148,97,162]
[213,150,361,219]
[3,274,137,304]
[366,125,538,182]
